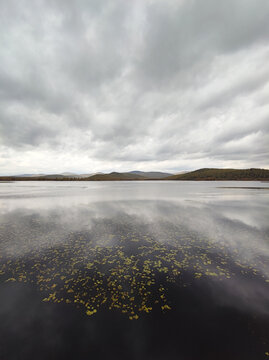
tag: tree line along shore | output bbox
[1,168,269,181]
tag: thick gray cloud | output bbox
[0,0,268,174]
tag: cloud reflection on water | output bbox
[0,181,268,318]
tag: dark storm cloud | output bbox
[136,0,269,86]
[0,0,268,174]
[197,69,269,111]
[214,114,269,145]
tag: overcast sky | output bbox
[0,0,268,175]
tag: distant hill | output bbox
[128,171,172,179]
[14,174,46,177]
[86,172,147,181]
[41,174,67,179]
[1,168,268,181]
[0,172,145,181]
[60,172,77,176]
[14,173,73,178]
[12,172,97,179]
[60,173,94,178]
[165,168,269,181]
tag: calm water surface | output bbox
[0,181,269,360]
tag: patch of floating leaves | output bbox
[0,219,268,320]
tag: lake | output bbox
[0,181,269,360]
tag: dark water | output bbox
[0,181,269,360]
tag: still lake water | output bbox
[0,181,269,360]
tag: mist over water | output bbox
[0,181,269,360]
